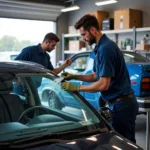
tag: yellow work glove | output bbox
[61,82,80,92]
[61,72,77,80]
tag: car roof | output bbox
[70,51,92,58]
[70,50,139,58]
[0,60,49,73]
[72,50,134,54]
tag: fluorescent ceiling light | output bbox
[61,5,79,12]
[95,0,117,6]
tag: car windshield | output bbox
[0,72,103,143]
[123,52,149,63]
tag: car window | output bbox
[64,55,89,74]
[31,75,99,121]
[123,52,149,63]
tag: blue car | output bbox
[64,50,150,111]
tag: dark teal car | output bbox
[63,51,150,112]
[0,61,143,150]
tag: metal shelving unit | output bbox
[62,27,150,60]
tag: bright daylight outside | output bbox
[0,18,56,66]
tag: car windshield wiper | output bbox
[0,127,108,149]
[13,127,107,145]
[0,129,85,149]
[78,127,108,136]
[14,129,85,144]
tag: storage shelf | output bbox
[62,27,150,60]
[102,27,150,34]
[136,27,150,32]
[102,28,133,34]
[63,27,150,38]
[135,50,150,54]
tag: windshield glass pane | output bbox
[35,75,99,122]
[0,72,101,142]
[123,52,148,63]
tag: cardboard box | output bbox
[114,8,142,30]
[69,40,85,51]
[88,11,109,30]
[136,44,150,50]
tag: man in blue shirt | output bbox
[61,15,139,143]
[14,33,71,95]
[15,32,72,74]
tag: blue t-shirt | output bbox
[15,44,54,70]
[93,34,133,101]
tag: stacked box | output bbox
[114,8,142,30]
[88,11,109,30]
[69,40,85,51]
[136,44,150,50]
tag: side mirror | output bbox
[99,107,112,122]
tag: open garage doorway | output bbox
[0,18,56,67]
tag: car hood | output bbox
[27,131,142,150]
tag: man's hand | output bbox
[61,72,77,80]
[61,82,80,91]
[64,58,72,67]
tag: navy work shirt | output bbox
[93,34,133,102]
[15,44,54,70]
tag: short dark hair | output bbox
[74,14,100,31]
[43,33,59,43]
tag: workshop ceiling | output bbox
[20,0,72,6]
[0,0,73,21]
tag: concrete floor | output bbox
[136,113,150,150]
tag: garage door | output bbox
[0,0,64,21]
